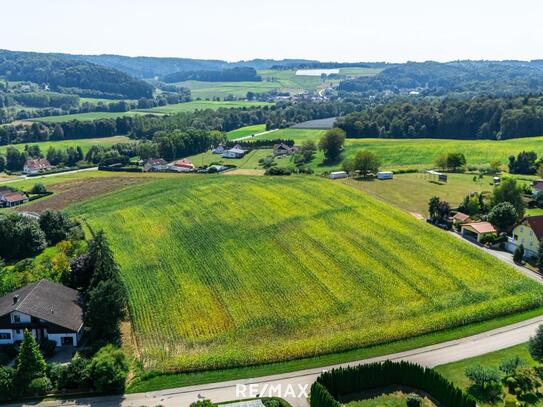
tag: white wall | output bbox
[47,333,78,347]
[11,311,31,324]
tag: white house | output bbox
[223,146,247,159]
[212,145,225,154]
[0,280,83,347]
[23,158,53,175]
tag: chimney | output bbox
[12,295,19,305]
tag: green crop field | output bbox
[139,100,272,114]
[226,124,267,140]
[185,148,271,169]
[176,80,286,99]
[0,135,131,156]
[67,175,543,372]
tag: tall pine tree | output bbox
[15,330,47,392]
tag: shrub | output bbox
[0,366,15,402]
[86,345,128,394]
[30,183,47,194]
[265,167,292,176]
[190,401,216,407]
[513,244,525,263]
[529,324,543,362]
[27,376,52,396]
[406,393,422,406]
[504,393,520,406]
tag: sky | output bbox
[2,0,543,62]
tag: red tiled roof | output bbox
[464,222,496,234]
[523,216,543,241]
[173,159,194,168]
[453,212,471,222]
[24,158,51,170]
[2,192,27,203]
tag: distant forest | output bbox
[162,67,262,83]
[0,50,154,99]
[335,95,543,140]
[338,61,543,96]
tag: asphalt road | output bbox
[11,314,543,407]
[0,166,98,185]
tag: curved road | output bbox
[12,314,543,407]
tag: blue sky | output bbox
[2,0,542,62]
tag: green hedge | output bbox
[310,361,476,407]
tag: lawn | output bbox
[0,135,131,156]
[226,124,267,140]
[346,391,435,406]
[184,148,272,169]
[67,175,543,374]
[139,100,273,114]
[435,343,542,406]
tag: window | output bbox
[12,315,20,323]
[0,333,11,340]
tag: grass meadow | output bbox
[226,124,267,140]
[139,100,272,114]
[254,129,543,172]
[67,175,543,373]
[0,135,131,156]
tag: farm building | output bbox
[170,159,195,172]
[461,222,497,243]
[223,145,247,159]
[273,143,299,156]
[143,158,169,172]
[329,171,348,180]
[377,171,393,180]
[508,215,543,258]
[0,280,83,347]
[0,188,28,208]
[23,158,52,175]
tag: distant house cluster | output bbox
[143,158,195,173]
[23,158,53,175]
[0,186,28,208]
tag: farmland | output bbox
[28,110,152,123]
[67,175,543,372]
[139,100,272,114]
[0,135,131,156]
[184,148,272,169]
[226,124,267,140]
[253,130,543,172]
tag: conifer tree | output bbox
[15,330,47,391]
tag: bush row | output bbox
[310,361,476,407]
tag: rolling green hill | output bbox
[68,175,543,372]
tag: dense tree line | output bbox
[0,92,80,109]
[338,60,543,96]
[311,361,475,407]
[0,50,154,99]
[162,67,261,83]
[335,94,543,140]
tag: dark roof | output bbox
[144,158,167,166]
[524,216,543,241]
[0,280,82,332]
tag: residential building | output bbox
[508,215,543,258]
[212,145,225,154]
[273,143,299,157]
[452,212,471,224]
[223,145,247,159]
[0,187,28,208]
[460,222,497,243]
[143,158,169,172]
[23,158,52,175]
[0,280,83,347]
[170,159,195,172]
